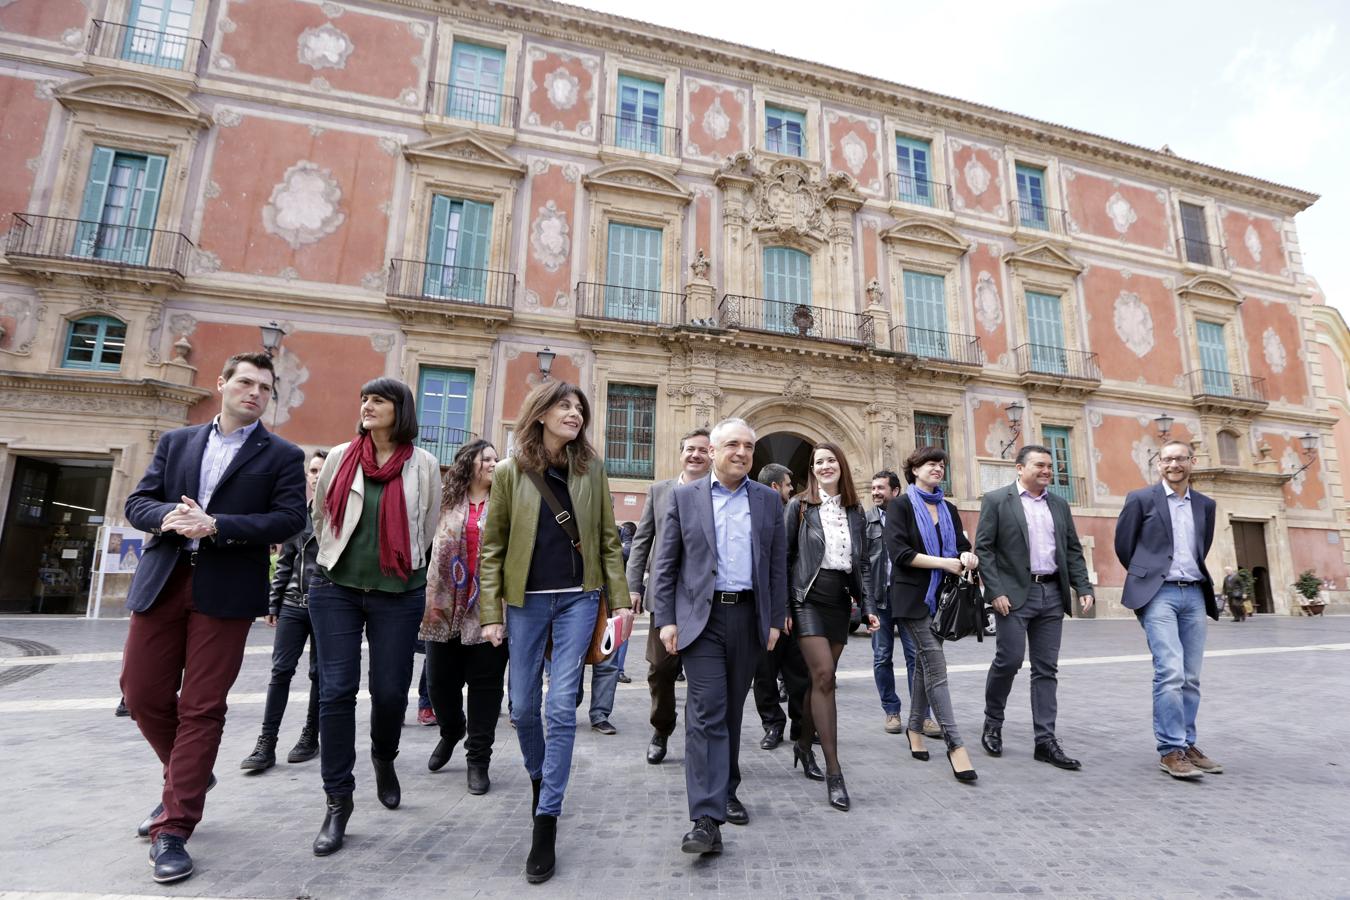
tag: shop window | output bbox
[63,315,127,372]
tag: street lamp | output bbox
[259,321,285,358]
[998,401,1024,459]
[1290,432,1319,477]
[1146,413,1174,464]
[536,346,556,381]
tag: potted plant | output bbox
[1294,569,1326,616]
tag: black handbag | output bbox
[931,570,984,643]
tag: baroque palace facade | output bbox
[1,0,1348,616]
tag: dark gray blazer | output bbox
[624,477,676,596]
[1114,482,1217,619]
[649,475,788,651]
[973,482,1092,614]
[864,505,889,611]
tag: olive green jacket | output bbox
[477,453,630,626]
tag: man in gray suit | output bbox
[1114,439,1220,780]
[975,444,1094,770]
[625,427,711,765]
[651,418,787,856]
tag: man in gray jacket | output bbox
[626,428,711,765]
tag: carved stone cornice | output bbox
[0,370,211,418]
[403,131,528,177]
[583,162,691,204]
[1177,274,1243,308]
[55,75,211,129]
[1003,241,1084,276]
[880,217,971,256]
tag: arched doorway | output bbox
[752,432,813,494]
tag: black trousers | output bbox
[261,602,319,739]
[683,598,758,822]
[646,613,683,737]
[752,629,806,736]
[425,635,509,766]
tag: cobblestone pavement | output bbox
[2,613,1349,899]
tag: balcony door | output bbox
[1015,163,1047,227]
[123,0,193,69]
[417,367,473,466]
[763,246,811,334]
[76,147,166,266]
[1043,425,1076,504]
[616,75,663,153]
[605,222,662,322]
[448,42,505,124]
[424,195,492,302]
[1025,291,1068,374]
[895,136,933,205]
[903,271,948,357]
[1196,320,1232,395]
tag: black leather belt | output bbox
[1030,572,1058,583]
[714,590,754,605]
[1166,580,1200,588]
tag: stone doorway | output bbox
[752,432,813,496]
[1232,519,1273,613]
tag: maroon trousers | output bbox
[120,559,253,840]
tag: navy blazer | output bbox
[649,475,788,652]
[1114,482,1217,619]
[124,422,307,619]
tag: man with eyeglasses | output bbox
[1114,440,1220,780]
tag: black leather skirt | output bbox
[791,568,851,644]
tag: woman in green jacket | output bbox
[478,380,630,885]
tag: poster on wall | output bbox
[88,525,147,618]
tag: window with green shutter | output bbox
[914,412,952,494]
[616,75,664,153]
[605,384,656,479]
[1025,291,1067,374]
[417,367,474,465]
[606,222,662,321]
[895,136,933,205]
[424,195,493,301]
[75,147,167,266]
[448,42,506,124]
[63,315,127,372]
[1043,425,1076,504]
[765,106,805,158]
[903,271,948,358]
[123,0,193,69]
[1015,163,1047,227]
[763,246,811,333]
[1196,320,1232,395]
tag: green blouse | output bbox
[324,477,427,593]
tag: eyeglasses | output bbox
[1158,456,1194,465]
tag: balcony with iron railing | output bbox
[1047,475,1089,507]
[386,259,515,327]
[1010,199,1070,237]
[718,295,875,347]
[425,82,519,128]
[600,114,681,157]
[87,20,208,73]
[887,174,953,212]
[1176,237,1229,270]
[418,424,476,467]
[1013,342,1101,387]
[1186,368,1268,414]
[575,282,686,328]
[5,213,193,284]
[890,325,984,366]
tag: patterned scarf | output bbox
[906,483,957,615]
[324,433,414,580]
[421,498,490,644]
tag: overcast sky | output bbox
[579,0,1349,319]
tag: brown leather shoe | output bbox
[1185,745,1223,773]
[1159,749,1203,779]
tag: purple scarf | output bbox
[907,483,957,615]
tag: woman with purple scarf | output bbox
[883,445,980,783]
[421,439,506,796]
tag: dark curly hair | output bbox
[440,439,496,509]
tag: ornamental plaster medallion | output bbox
[963,157,991,196]
[188,248,221,276]
[370,332,396,353]
[1131,438,1159,484]
[974,271,1003,334]
[269,348,309,427]
[62,27,84,47]
[985,418,1013,457]
[320,2,344,17]
[839,131,868,176]
[214,107,242,127]
[544,67,579,110]
[215,54,236,71]
[297,24,353,71]
[529,201,570,272]
[168,313,198,337]
[1282,446,1305,494]
[1105,192,1137,234]
[1112,291,1154,357]
[1262,327,1286,373]
[702,96,731,141]
[262,161,346,250]
[1244,224,1262,262]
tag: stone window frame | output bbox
[57,310,131,374]
[881,220,971,342]
[600,56,681,162]
[430,19,523,136]
[1171,188,1224,265]
[1176,276,1249,382]
[91,0,212,87]
[908,400,969,498]
[752,88,820,164]
[590,362,668,490]
[1031,408,1091,505]
[883,115,949,210]
[1004,146,1063,218]
[1003,245,1086,356]
[582,164,691,294]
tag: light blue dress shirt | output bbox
[1164,486,1202,581]
[710,472,753,591]
[190,416,258,548]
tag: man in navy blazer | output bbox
[120,351,306,883]
[1114,439,1220,780]
[651,417,786,856]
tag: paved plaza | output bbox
[1,613,1348,899]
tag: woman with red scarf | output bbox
[307,378,441,857]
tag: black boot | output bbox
[525,814,557,884]
[530,777,542,816]
[240,735,277,771]
[466,763,490,796]
[312,793,353,857]
[287,725,319,763]
[371,755,401,809]
[826,772,850,811]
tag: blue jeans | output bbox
[588,653,620,724]
[308,576,425,797]
[508,589,601,817]
[872,603,918,716]
[614,636,630,673]
[1139,583,1208,755]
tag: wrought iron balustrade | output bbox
[1047,475,1089,507]
[417,425,476,467]
[426,82,519,128]
[718,295,874,346]
[887,174,952,211]
[1013,342,1101,380]
[87,19,207,72]
[1010,199,1070,236]
[890,325,983,365]
[6,213,193,275]
[1187,368,1266,402]
[388,258,515,308]
[1176,237,1228,269]
[601,114,680,156]
[575,282,685,327]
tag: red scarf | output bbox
[325,433,416,580]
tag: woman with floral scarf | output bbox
[420,439,504,796]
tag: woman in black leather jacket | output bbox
[784,441,878,811]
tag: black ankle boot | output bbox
[288,725,319,763]
[826,773,850,811]
[312,793,353,856]
[525,814,557,883]
[371,755,400,809]
[530,777,542,816]
[240,735,277,771]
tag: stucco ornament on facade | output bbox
[1244,224,1262,263]
[702,96,731,141]
[1131,438,1159,484]
[297,24,354,70]
[269,348,310,427]
[974,271,1003,334]
[963,157,991,196]
[1105,192,1137,234]
[1262,327,1287,373]
[262,161,346,250]
[985,417,1014,457]
[1112,291,1154,357]
[530,200,570,272]
[839,131,868,176]
[1282,446,1306,494]
[544,67,579,110]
